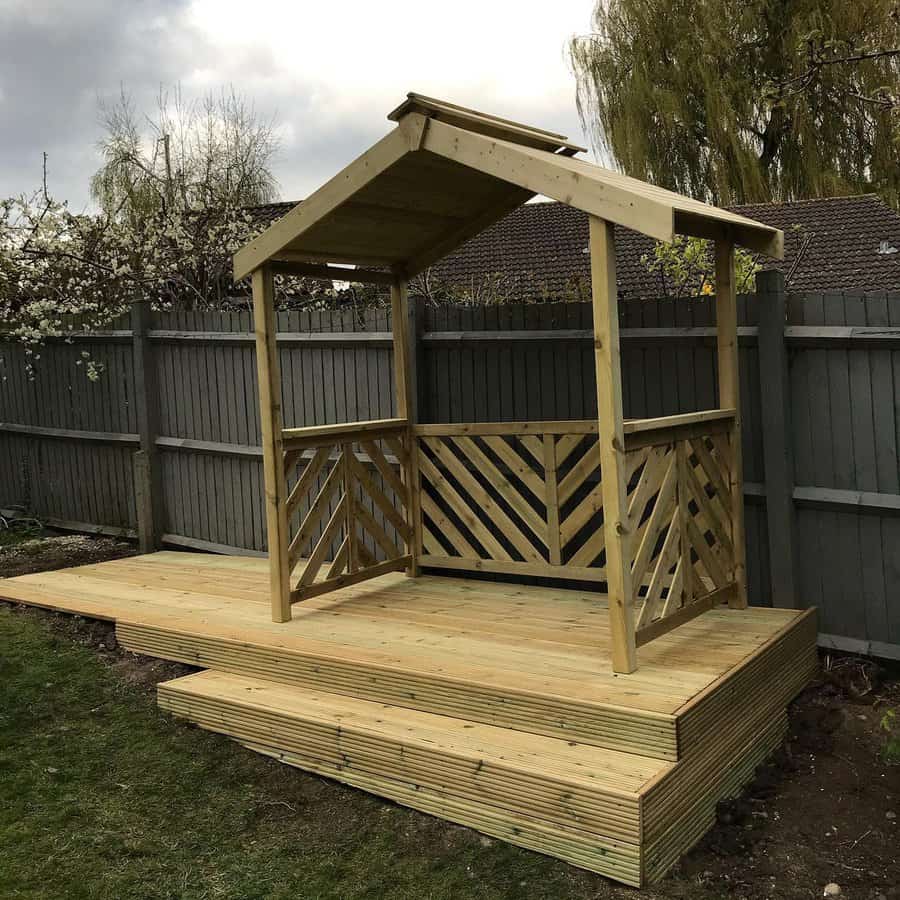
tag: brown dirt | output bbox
[664,662,900,900]
[0,531,138,578]
[2,534,899,899]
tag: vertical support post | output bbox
[391,278,420,576]
[343,442,358,572]
[131,299,160,553]
[543,434,562,566]
[589,216,637,674]
[756,270,798,607]
[674,440,695,607]
[252,265,292,622]
[714,239,748,609]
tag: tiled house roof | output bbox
[245,194,900,298]
[245,201,297,231]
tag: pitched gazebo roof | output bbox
[233,92,783,282]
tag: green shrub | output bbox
[881,709,900,765]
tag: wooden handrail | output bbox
[414,420,597,436]
[624,408,735,434]
[413,411,734,439]
[624,409,735,451]
[282,418,407,449]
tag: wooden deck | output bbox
[1,551,817,885]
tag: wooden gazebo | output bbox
[234,93,784,674]
[3,96,817,886]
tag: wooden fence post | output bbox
[406,293,426,573]
[407,292,427,426]
[131,299,160,553]
[756,269,799,608]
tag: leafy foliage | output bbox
[91,86,279,226]
[0,86,350,374]
[0,515,42,548]
[570,0,900,206]
[0,188,264,371]
[641,237,761,298]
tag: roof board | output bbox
[233,94,783,282]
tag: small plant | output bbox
[881,709,900,765]
[0,515,43,548]
[640,236,761,299]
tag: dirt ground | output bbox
[0,530,138,578]
[2,532,898,899]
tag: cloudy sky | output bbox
[0,0,596,210]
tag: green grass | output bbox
[0,606,601,900]
[0,519,43,548]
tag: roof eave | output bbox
[420,117,676,245]
[674,210,784,259]
[232,114,428,282]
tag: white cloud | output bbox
[1,0,595,205]
[182,0,594,199]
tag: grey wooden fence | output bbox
[1,273,898,660]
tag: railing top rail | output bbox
[624,409,735,435]
[414,420,597,437]
[282,418,407,449]
[412,409,735,440]
[624,409,735,452]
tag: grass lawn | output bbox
[0,604,605,900]
[3,535,897,900]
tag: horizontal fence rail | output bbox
[2,280,899,658]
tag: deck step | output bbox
[159,669,665,886]
[124,608,817,765]
[127,621,679,759]
[157,667,802,886]
[3,553,818,885]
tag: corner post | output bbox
[391,277,420,576]
[714,239,748,609]
[589,216,637,674]
[756,269,798,607]
[252,265,292,622]
[131,299,160,553]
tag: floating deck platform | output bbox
[1,551,817,886]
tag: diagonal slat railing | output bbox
[281,419,413,603]
[414,421,608,581]
[623,411,738,646]
[413,410,738,651]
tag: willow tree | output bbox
[570,0,900,206]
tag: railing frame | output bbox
[586,217,746,672]
[249,218,748,673]
[411,410,738,647]
[280,418,413,603]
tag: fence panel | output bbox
[2,288,899,658]
[785,291,900,651]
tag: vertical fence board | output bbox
[2,291,899,656]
